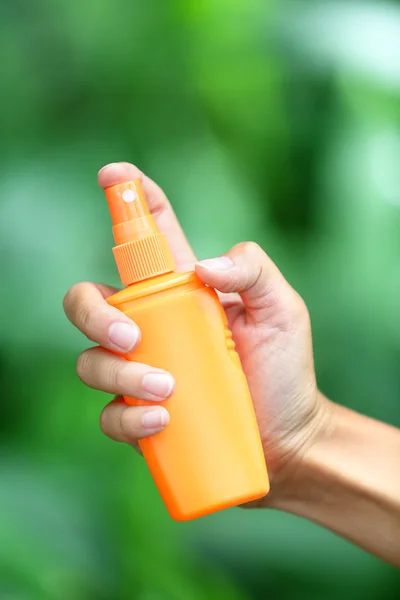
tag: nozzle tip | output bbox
[105,180,150,228]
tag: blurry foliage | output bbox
[1,0,400,598]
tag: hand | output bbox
[63,162,331,504]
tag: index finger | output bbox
[63,281,141,353]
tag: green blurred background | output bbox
[1,0,400,598]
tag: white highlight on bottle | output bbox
[122,189,136,203]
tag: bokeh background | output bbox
[1,0,400,598]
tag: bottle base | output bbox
[169,483,270,522]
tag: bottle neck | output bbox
[112,232,175,286]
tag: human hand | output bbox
[63,162,331,505]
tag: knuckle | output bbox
[63,282,86,312]
[237,241,264,275]
[241,242,264,290]
[63,285,77,316]
[76,350,92,383]
[99,404,109,434]
[76,300,97,335]
[120,407,139,441]
[107,357,124,392]
[64,282,98,334]
[241,241,263,260]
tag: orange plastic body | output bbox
[107,272,269,520]
[102,178,269,520]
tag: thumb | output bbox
[195,242,305,328]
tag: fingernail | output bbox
[98,163,118,175]
[196,257,233,271]
[109,321,140,352]
[142,372,175,398]
[142,407,170,429]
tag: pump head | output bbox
[104,180,176,286]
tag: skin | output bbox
[64,162,400,566]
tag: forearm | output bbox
[273,398,400,566]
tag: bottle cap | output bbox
[104,180,176,286]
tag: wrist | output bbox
[267,396,340,510]
[266,399,400,565]
[246,378,400,565]
[260,391,336,509]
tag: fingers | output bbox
[195,242,306,327]
[77,347,175,401]
[98,162,197,271]
[63,281,141,353]
[100,398,170,444]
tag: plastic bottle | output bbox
[104,179,269,520]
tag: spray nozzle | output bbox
[104,180,176,286]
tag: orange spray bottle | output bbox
[104,179,269,520]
